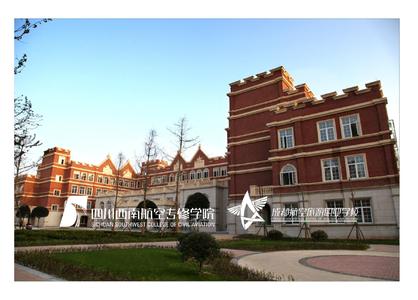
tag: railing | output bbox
[249,185,274,197]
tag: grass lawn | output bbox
[218,238,370,252]
[15,248,277,281]
[15,230,179,247]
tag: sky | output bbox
[14,19,399,171]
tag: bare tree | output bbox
[15,18,52,41]
[112,152,125,231]
[137,129,159,233]
[167,117,199,232]
[14,96,42,209]
[14,19,50,210]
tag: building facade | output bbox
[15,146,228,229]
[226,66,399,238]
[16,65,399,238]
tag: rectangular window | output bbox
[220,167,227,176]
[97,176,103,183]
[86,187,92,195]
[51,204,59,211]
[96,188,101,195]
[87,201,92,209]
[284,203,299,224]
[53,189,61,196]
[71,185,78,194]
[346,154,367,179]
[353,199,373,223]
[322,158,340,181]
[74,171,80,180]
[279,127,294,149]
[58,156,66,165]
[213,168,220,177]
[55,175,62,182]
[326,200,344,223]
[81,173,87,180]
[341,114,361,138]
[104,177,109,184]
[318,119,336,142]
[88,174,94,182]
[79,186,86,195]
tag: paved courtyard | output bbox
[235,245,399,281]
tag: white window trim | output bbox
[344,153,369,180]
[279,164,298,186]
[53,189,61,196]
[321,157,342,182]
[79,186,86,195]
[283,202,300,224]
[325,199,345,224]
[278,127,295,149]
[71,185,78,194]
[353,198,374,224]
[339,113,362,139]
[316,118,337,143]
[51,204,59,211]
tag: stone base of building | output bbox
[227,185,400,239]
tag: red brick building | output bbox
[226,66,399,238]
[15,146,228,227]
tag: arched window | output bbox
[100,201,105,209]
[196,170,202,179]
[280,164,297,186]
[182,172,188,181]
[190,170,196,180]
[203,168,209,178]
[169,174,175,182]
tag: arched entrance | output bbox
[260,203,272,225]
[133,200,159,230]
[185,193,210,224]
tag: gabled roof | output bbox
[97,155,118,174]
[170,151,187,169]
[189,145,209,163]
[121,160,137,178]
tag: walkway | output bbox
[235,245,399,281]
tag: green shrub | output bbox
[311,230,328,241]
[265,230,283,240]
[177,232,220,272]
[233,234,261,240]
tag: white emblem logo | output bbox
[227,191,268,230]
[60,196,88,227]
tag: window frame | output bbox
[326,199,345,223]
[317,119,337,142]
[79,186,86,195]
[284,202,299,224]
[51,204,59,211]
[321,157,341,182]
[345,153,368,180]
[353,198,373,223]
[280,164,297,186]
[53,189,61,196]
[278,127,295,149]
[71,185,78,194]
[340,113,362,139]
